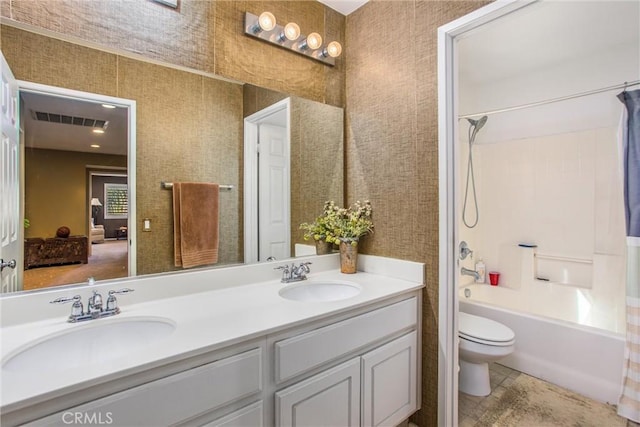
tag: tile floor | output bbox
[459,363,639,427]
[459,362,520,427]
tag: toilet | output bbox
[458,311,515,396]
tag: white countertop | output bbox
[0,254,424,413]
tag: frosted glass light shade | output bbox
[306,32,322,50]
[258,12,276,31]
[326,41,342,58]
[284,23,300,40]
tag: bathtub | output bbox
[460,282,625,404]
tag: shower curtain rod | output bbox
[459,79,640,119]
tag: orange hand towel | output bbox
[173,182,219,268]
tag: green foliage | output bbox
[300,200,374,245]
[299,213,333,242]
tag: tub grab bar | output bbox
[535,253,592,264]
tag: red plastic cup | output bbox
[489,271,500,286]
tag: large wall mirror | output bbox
[2,23,344,294]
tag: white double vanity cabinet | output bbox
[1,255,424,427]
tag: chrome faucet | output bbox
[275,262,312,283]
[51,288,135,323]
[461,267,480,281]
[291,262,312,281]
[88,290,103,318]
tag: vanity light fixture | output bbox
[299,32,322,50]
[277,22,300,43]
[321,41,342,58]
[250,11,276,33]
[244,11,341,66]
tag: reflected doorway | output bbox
[19,82,136,291]
[244,98,291,263]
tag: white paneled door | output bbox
[0,52,20,293]
[258,123,290,261]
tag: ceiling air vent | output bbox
[31,110,108,129]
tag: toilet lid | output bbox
[459,312,515,346]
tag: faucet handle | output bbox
[50,295,84,319]
[298,261,312,273]
[50,295,81,305]
[106,288,135,313]
[109,288,135,295]
[275,265,291,283]
[459,241,474,260]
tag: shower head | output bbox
[467,116,488,132]
[467,115,488,143]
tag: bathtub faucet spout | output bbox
[461,267,480,281]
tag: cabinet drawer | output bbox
[201,401,263,427]
[28,348,263,427]
[275,297,417,383]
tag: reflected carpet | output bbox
[23,240,128,291]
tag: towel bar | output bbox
[161,182,234,191]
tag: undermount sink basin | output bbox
[279,280,361,302]
[2,317,176,374]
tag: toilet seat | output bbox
[459,312,515,347]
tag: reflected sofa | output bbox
[90,222,105,244]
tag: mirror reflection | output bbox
[3,24,343,294]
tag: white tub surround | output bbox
[460,284,624,404]
[461,279,625,334]
[1,254,424,426]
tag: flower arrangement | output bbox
[323,200,373,246]
[299,213,333,242]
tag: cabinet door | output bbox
[275,358,360,427]
[362,331,417,427]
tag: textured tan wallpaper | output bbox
[345,1,489,425]
[243,85,344,253]
[290,96,344,248]
[117,57,243,274]
[24,149,126,239]
[2,0,345,107]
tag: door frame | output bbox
[17,80,137,276]
[243,98,291,264]
[436,1,536,425]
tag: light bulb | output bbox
[258,11,276,32]
[325,41,342,58]
[306,32,322,50]
[284,22,300,41]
